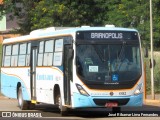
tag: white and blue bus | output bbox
[1,26,144,115]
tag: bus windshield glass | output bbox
[76,44,141,84]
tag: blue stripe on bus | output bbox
[126,93,143,106]
[72,93,94,107]
[56,66,63,72]
[1,73,30,100]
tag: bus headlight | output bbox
[134,83,143,95]
[76,84,89,96]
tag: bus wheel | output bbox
[28,102,35,110]
[17,87,28,110]
[55,92,68,116]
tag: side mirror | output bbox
[144,47,148,58]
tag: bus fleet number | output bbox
[119,92,126,95]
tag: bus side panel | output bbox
[35,67,64,104]
[1,72,17,98]
[1,69,30,100]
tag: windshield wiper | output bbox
[93,45,106,62]
[117,41,126,60]
[113,41,126,72]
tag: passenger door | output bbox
[30,42,38,103]
[63,44,73,105]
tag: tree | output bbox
[0,0,108,34]
[30,0,108,30]
[0,0,38,34]
[153,0,160,49]
[106,0,160,50]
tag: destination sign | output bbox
[91,32,123,39]
[76,31,139,41]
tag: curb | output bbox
[0,94,9,100]
[144,99,160,106]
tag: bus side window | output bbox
[4,45,12,67]
[18,43,27,66]
[38,41,44,66]
[11,44,19,67]
[43,40,54,66]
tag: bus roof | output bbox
[3,26,138,44]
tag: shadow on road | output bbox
[35,104,111,118]
[34,104,160,118]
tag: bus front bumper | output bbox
[72,93,143,108]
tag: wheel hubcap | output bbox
[18,89,22,106]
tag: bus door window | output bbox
[26,43,31,66]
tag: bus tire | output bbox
[28,102,35,110]
[17,87,29,110]
[61,106,68,116]
[55,90,68,116]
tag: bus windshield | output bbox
[76,44,141,85]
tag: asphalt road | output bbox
[0,95,159,120]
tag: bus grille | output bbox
[93,98,130,106]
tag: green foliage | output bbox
[153,53,160,93]
[30,0,107,30]
[106,0,160,50]
[0,0,36,34]
[106,0,149,44]
[144,52,160,94]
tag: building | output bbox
[0,0,19,43]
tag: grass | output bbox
[144,51,160,94]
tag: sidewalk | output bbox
[146,94,160,100]
[144,94,160,106]
[0,93,8,100]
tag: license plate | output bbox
[105,102,118,108]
